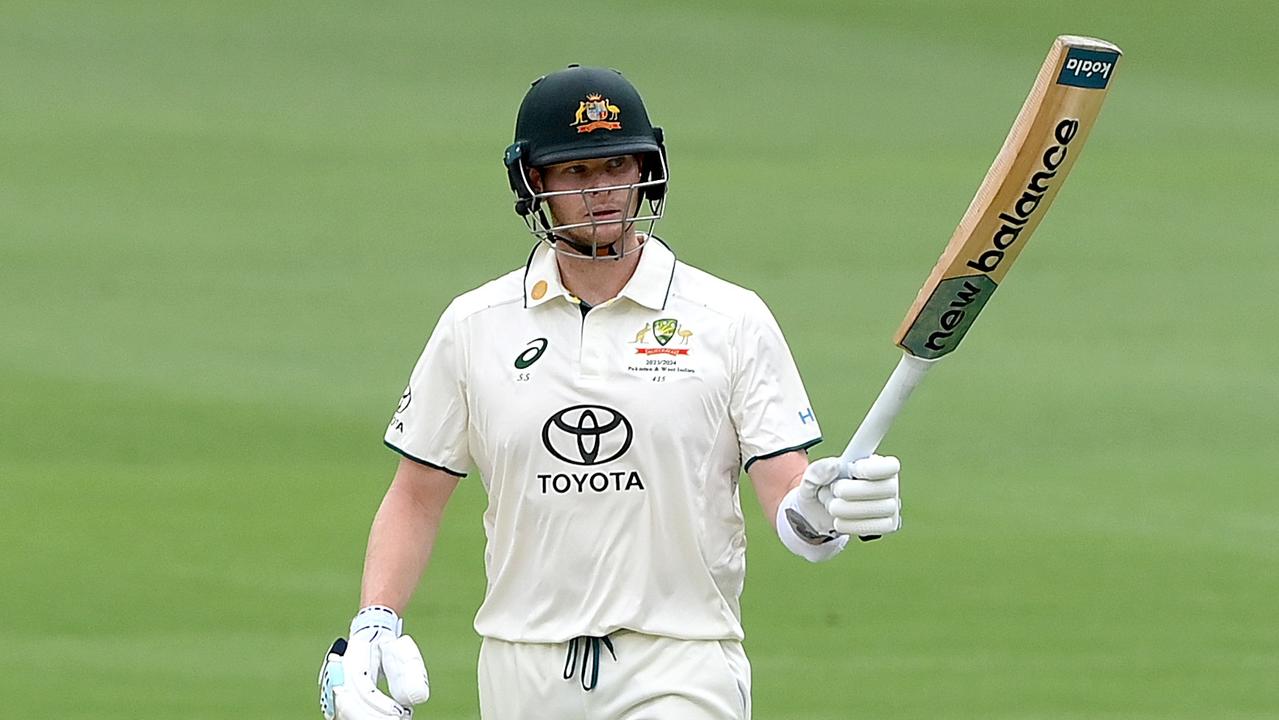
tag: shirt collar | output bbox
[522,237,676,311]
[522,242,569,308]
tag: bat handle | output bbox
[825,352,936,541]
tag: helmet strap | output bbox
[535,204,625,259]
[550,233,621,259]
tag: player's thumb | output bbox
[383,635,431,706]
[799,457,842,500]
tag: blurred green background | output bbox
[3,1,1277,718]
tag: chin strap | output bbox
[534,206,623,260]
[553,234,621,258]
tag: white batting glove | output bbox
[801,455,902,534]
[319,606,431,720]
[823,454,902,536]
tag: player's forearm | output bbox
[746,450,809,529]
[360,486,435,611]
[359,459,459,612]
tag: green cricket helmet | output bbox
[503,65,668,255]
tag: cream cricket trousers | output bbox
[478,631,751,719]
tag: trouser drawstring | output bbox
[561,635,617,691]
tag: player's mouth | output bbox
[588,208,622,220]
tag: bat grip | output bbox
[825,352,936,541]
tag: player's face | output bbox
[533,155,643,252]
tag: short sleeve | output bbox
[730,293,822,471]
[383,302,472,476]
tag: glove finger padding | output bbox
[828,459,901,537]
[844,454,900,481]
[826,497,899,521]
[319,647,413,720]
[831,475,899,501]
[319,643,346,720]
[334,684,413,720]
[341,632,380,683]
[382,635,431,705]
[337,665,413,719]
[834,515,900,536]
[335,634,414,719]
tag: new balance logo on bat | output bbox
[923,280,986,353]
[898,274,996,359]
[966,118,1079,274]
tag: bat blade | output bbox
[894,35,1122,360]
[835,36,1122,540]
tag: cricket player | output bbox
[318,65,903,720]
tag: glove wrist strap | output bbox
[777,486,849,563]
[351,604,403,637]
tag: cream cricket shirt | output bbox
[385,239,821,643]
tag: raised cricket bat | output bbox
[833,36,1123,537]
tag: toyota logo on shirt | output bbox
[541,404,634,466]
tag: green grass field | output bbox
[3,1,1277,718]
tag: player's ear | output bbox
[528,167,544,192]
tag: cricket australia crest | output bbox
[652,318,678,346]
[572,93,622,133]
[629,319,693,356]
